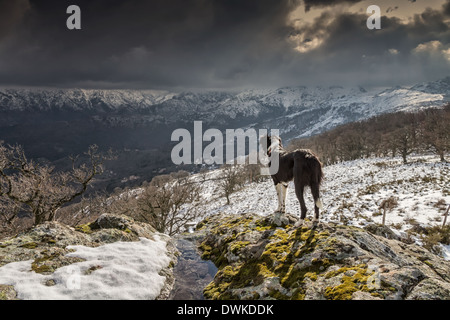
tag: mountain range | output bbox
[0,77,449,190]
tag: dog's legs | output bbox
[274,184,282,213]
[280,183,288,213]
[274,183,288,213]
[311,182,322,223]
[294,184,307,226]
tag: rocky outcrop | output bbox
[196,213,450,300]
[0,214,178,300]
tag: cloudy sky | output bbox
[0,0,450,90]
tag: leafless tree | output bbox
[219,164,246,205]
[136,172,201,236]
[0,143,111,227]
[379,196,398,226]
[443,204,450,228]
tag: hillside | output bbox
[0,78,448,192]
[0,155,449,300]
[192,155,450,259]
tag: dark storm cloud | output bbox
[0,0,303,88]
[0,0,449,89]
[288,5,450,86]
[302,0,363,12]
[0,0,31,40]
[444,0,450,15]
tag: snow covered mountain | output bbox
[0,77,448,139]
[0,77,448,190]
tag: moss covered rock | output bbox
[0,214,178,300]
[197,213,450,300]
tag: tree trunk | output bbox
[402,150,407,164]
[443,205,449,228]
[34,211,45,226]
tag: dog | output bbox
[261,135,324,226]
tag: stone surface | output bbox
[0,214,178,300]
[196,213,450,300]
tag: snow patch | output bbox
[0,236,171,300]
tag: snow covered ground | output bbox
[0,236,172,300]
[194,155,450,258]
[0,154,447,301]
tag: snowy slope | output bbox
[192,155,450,257]
[196,155,449,228]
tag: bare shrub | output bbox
[379,196,398,226]
[136,172,201,236]
[0,143,112,232]
[219,164,246,205]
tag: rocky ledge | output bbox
[196,213,450,300]
[0,214,178,300]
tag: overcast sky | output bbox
[0,0,450,90]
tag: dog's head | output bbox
[260,135,282,157]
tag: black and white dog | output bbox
[261,135,324,226]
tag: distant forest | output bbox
[288,104,450,165]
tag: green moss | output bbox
[200,217,338,300]
[229,241,250,255]
[196,218,210,231]
[304,272,318,281]
[20,242,38,249]
[31,255,55,274]
[281,258,333,289]
[269,289,290,300]
[84,265,103,275]
[199,242,213,260]
[31,263,53,274]
[75,223,94,234]
[323,264,375,300]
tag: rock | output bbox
[196,213,450,300]
[364,224,401,241]
[0,214,178,300]
[0,285,17,300]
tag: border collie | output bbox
[261,135,324,226]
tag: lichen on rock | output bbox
[196,213,450,300]
[0,213,178,300]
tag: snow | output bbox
[194,155,450,259]
[442,244,450,261]
[0,236,172,300]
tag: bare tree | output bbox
[379,196,398,226]
[443,204,450,228]
[219,164,246,205]
[421,107,450,162]
[394,126,416,164]
[0,143,110,227]
[136,172,201,236]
